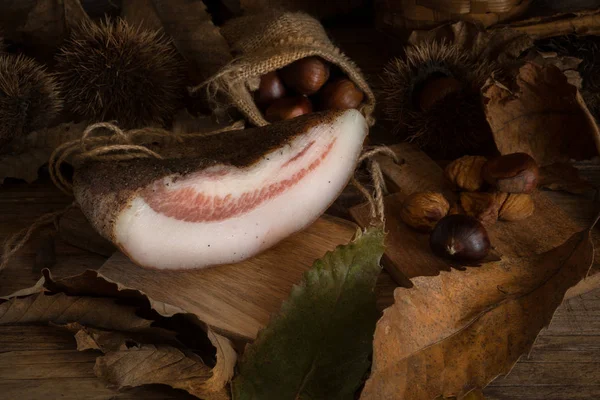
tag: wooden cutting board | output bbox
[351,143,600,297]
[98,215,358,341]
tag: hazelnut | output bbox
[498,193,534,221]
[265,96,313,122]
[280,57,330,95]
[255,71,286,109]
[482,153,539,193]
[459,192,508,226]
[418,76,462,111]
[399,191,450,232]
[444,155,488,192]
[430,214,490,262]
[320,78,364,110]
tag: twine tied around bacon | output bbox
[351,146,399,226]
[1,122,396,273]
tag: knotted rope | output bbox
[352,146,400,225]
[50,121,244,195]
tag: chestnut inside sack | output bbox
[73,110,368,270]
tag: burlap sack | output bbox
[204,11,376,127]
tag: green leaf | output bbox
[233,227,386,400]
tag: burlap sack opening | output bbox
[203,11,376,127]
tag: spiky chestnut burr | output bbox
[0,53,62,149]
[55,18,184,128]
[382,41,499,159]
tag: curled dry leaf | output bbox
[1,122,87,183]
[360,220,596,400]
[68,323,235,399]
[539,162,595,194]
[95,343,230,400]
[0,292,151,331]
[120,0,163,31]
[0,148,52,183]
[483,62,600,165]
[17,0,91,60]
[151,0,232,83]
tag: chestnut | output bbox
[429,214,490,262]
[399,191,450,232]
[320,78,364,110]
[280,57,330,95]
[418,76,462,111]
[255,71,286,108]
[482,153,539,193]
[265,96,313,122]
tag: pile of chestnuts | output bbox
[399,152,540,262]
[255,56,365,122]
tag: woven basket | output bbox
[376,0,532,34]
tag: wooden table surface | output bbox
[1,19,600,400]
[0,176,599,400]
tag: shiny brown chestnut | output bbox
[255,71,286,108]
[482,152,539,193]
[320,78,364,110]
[429,214,490,262]
[265,96,313,122]
[280,57,330,95]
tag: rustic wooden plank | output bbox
[490,363,600,386]
[0,326,74,351]
[485,385,600,400]
[0,325,193,399]
[518,348,600,363]
[542,312,600,336]
[0,380,194,400]
[98,215,358,341]
[533,334,600,351]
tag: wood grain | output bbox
[0,325,195,400]
[98,215,358,341]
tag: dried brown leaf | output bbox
[41,269,186,318]
[94,343,231,400]
[151,0,232,83]
[361,221,595,400]
[0,148,50,183]
[60,322,184,352]
[19,121,88,150]
[0,292,151,331]
[483,62,600,165]
[539,162,595,194]
[0,122,87,183]
[121,0,163,31]
[17,0,90,59]
[205,328,237,393]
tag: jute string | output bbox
[351,146,400,225]
[1,122,396,272]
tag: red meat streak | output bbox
[142,139,336,222]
